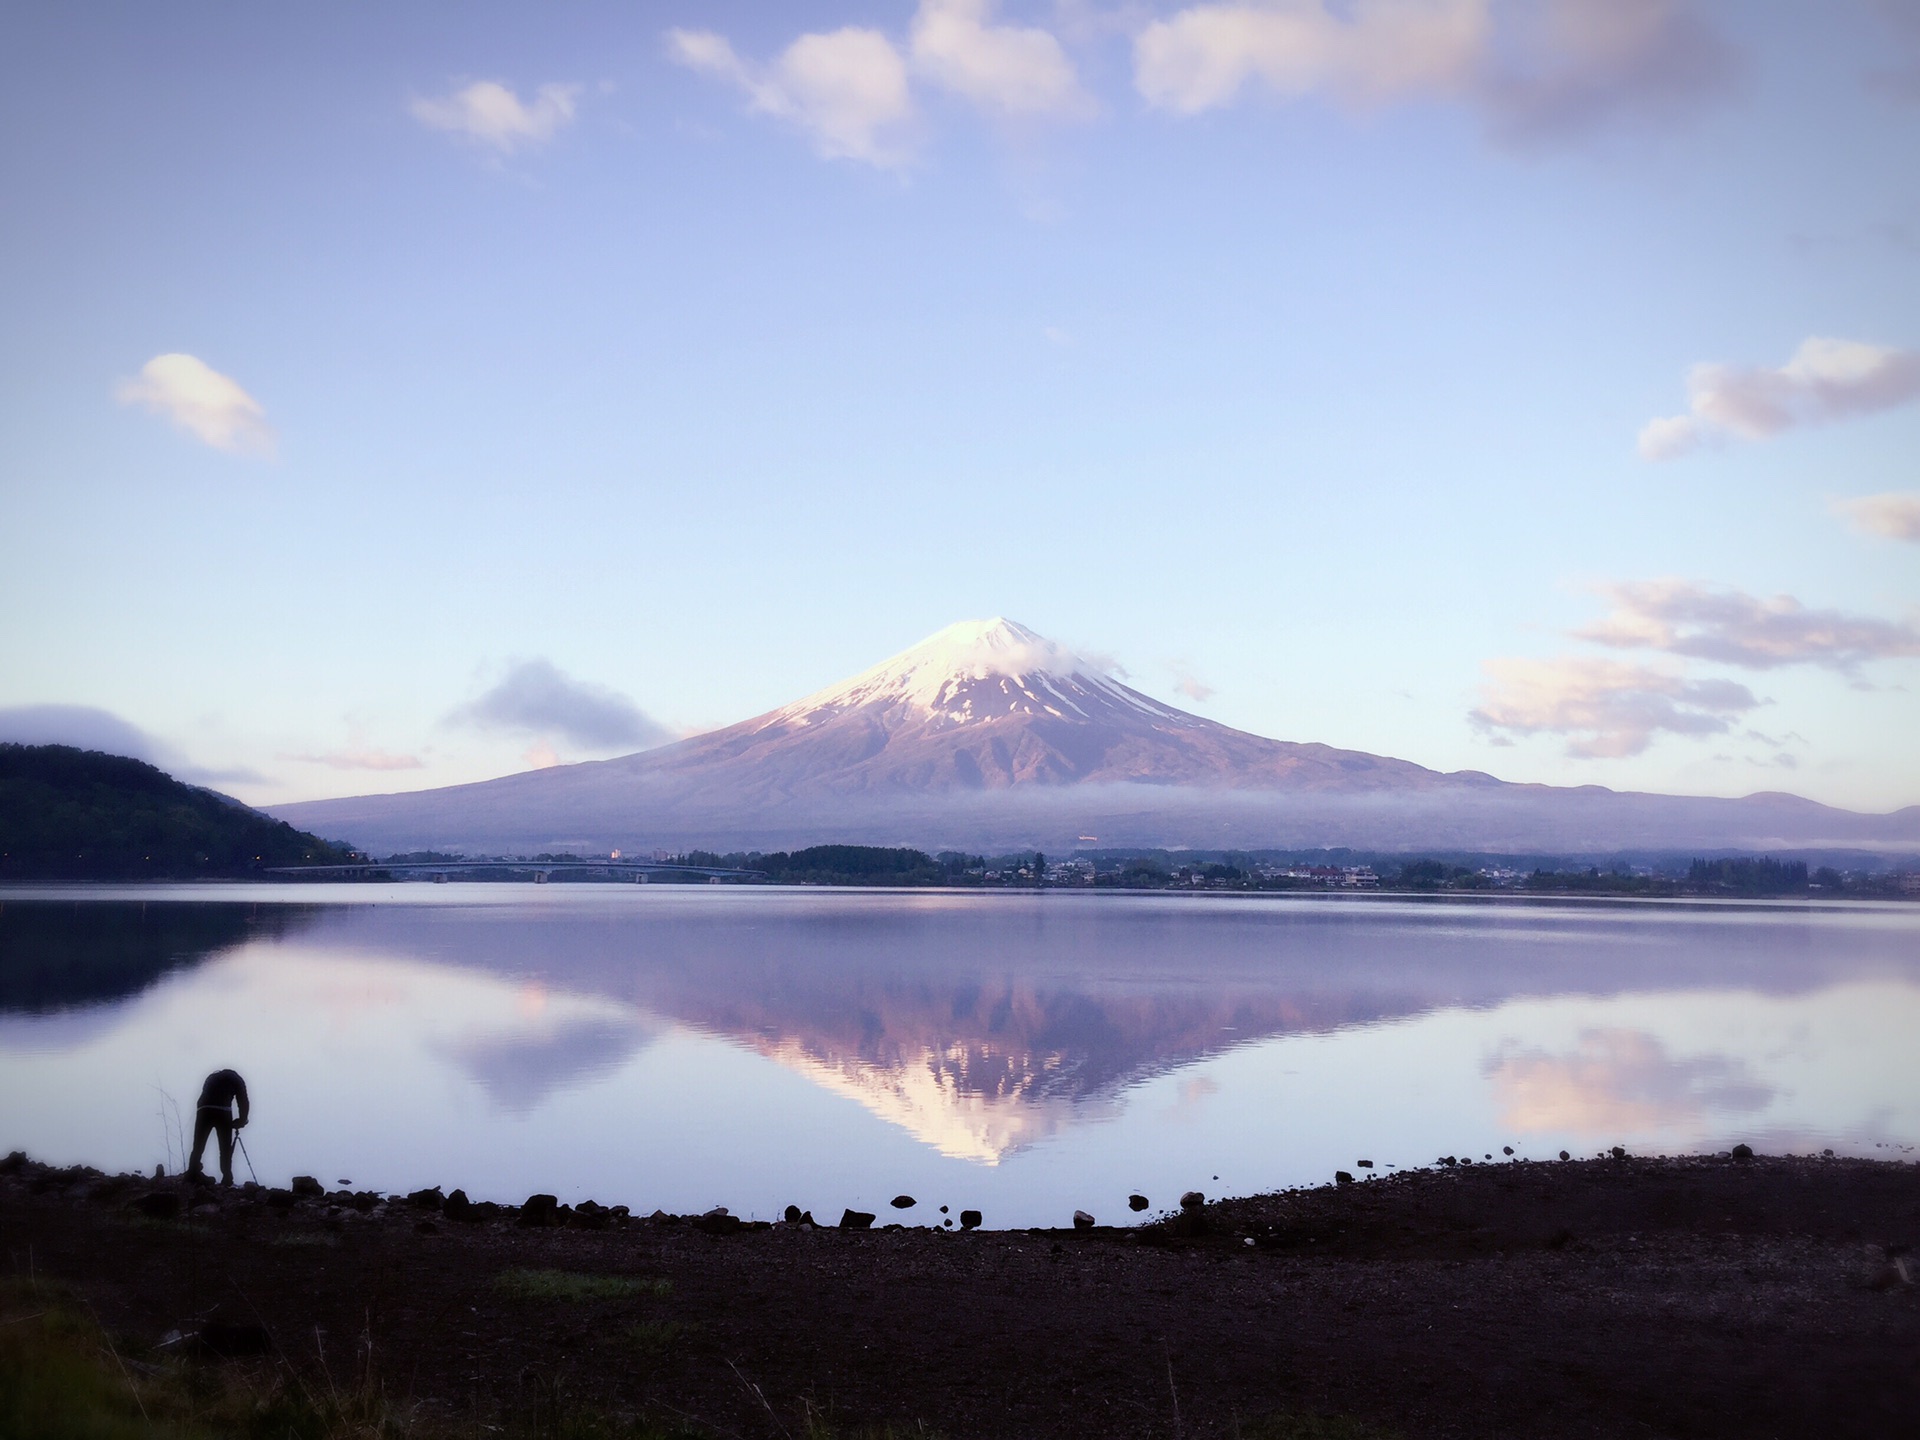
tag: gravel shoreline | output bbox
[4,1149,1917,1438]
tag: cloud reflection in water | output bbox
[443,1002,663,1115]
[1484,1028,1773,1138]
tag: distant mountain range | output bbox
[272,619,1920,857]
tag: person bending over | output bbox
[187,1068,249,1186]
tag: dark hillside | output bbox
[0,743,355,879]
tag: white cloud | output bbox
[1135,0,1489,114]
[448,659,673,753]
[1640,336,1920,460]
[114,353,274,456]
[410,80,580,153]
[1577,580,1920,674]
[1168,661,1216,702]
[1635,412,1701,461]
[668,25,916,167]
[667,2,1092,166]
[1134,0,1732,140]
[1834,491,1920,544]
[910,0,1096,119]
[1469,655,1756,758]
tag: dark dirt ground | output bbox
[3,1151,1917,1439]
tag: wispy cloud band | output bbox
[1134,0,1733,141]
[1578,580,1920,674]
[1470,655,1756,758]
[1640,337,1920,460]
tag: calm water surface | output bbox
[2,885,1916,1226]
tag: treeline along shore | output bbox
[3,1148,1916,1438]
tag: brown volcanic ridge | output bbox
[273,618,1920,856]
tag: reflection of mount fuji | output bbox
[291,894,1891,1161]
[681,973,1373,1161]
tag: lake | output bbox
[2,885,1916,1227]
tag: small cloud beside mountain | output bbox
[447,659,672,756]
[1169,661,1216,703]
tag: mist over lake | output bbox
[4,885,1915,1227]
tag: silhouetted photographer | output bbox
[187,1068,249,1186]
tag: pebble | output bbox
[1128,1194,1149,1211]
[1073,1210,1095,1229]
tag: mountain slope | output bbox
[271,619,1920,856]
[612,618,1469,800]
[0,743,357,878]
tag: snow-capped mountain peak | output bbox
[766,617,1184,730]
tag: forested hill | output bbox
[0,744,356,879]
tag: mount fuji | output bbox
[273,618,1920,857]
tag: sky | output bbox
[2,1,1917,814]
